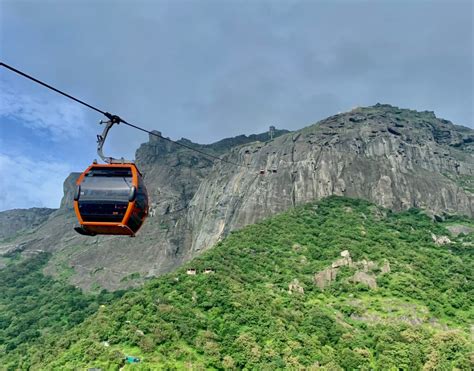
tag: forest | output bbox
[1,196,473,370]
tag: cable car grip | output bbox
[104,112,122,124]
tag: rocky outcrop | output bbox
[188,105,474,256]
[288,278,304,294]
[331,249,353,268]
[0,128,289,290]
[1,104,473,291]
[314,250,390,290]
[314,250,355,290]
[431,233,452,246]
[351,271,378,289]
[314,267,338,290]
[381,260,391,274]
[0,208,54,241]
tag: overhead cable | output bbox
[0,62,246,168]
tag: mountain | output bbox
[0,104,472,291]
[187,104,473,256]
[0,208,54,241]
[3,197,473,369]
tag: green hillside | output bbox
[0,253,124,366]
[4,197,474,370]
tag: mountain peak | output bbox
[0,106,472,291]
[298,104,473,151]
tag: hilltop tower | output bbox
[269,125,276,140]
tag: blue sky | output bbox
[0,0,472,211]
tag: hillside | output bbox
[0,104,473,291]
[4,197,473,370]
[0,253,123,356]
[0,208,54,241]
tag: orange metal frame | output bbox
[73,163,139,234]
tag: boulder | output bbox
[288,279,304,294]
[340,250,351,258]
[381,260,391,274]
[351,271,378,289]
[431,233,452,246]
[314,268,338,290]
[358,259,378,272]
[332,250,352,268]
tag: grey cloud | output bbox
[1,0,472,160]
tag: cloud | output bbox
[0,1,471,214]
[2,0,472,151]
[0,83,88,141]
[0,152,72,211]
[1,0,472,155]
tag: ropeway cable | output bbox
[0,61,247,168]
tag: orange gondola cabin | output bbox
[74,163,148,236]
[73,116,149,237]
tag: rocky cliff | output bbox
[0,104,472,290]
[0,208,55,241]
[188,104,474,255]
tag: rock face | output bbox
[1,104,473,291]
[0,129,289,290]
[0,208,55,240]
[188,105,474,256]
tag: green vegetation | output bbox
[456,175,474,193]
[0,253,124,367]
[1,197,473,370]
[121,272,141,283]
[443,173,474,194]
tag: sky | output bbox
[0,0,472,211]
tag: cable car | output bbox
[73,117,149,236]
[74,163,148,236]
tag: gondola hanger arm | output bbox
[97,118,132,164]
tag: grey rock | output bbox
[314,267,338,290]
[188,105,474,257]
[0,208,54,241]
[288,278,304,294]
[431,233,452,246]
[351,271,378,289]
[381,260,391,274]
[358,259,378,272]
